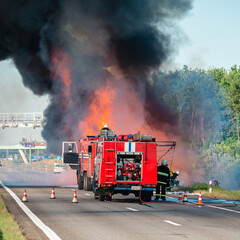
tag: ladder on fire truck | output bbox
[104,140,116,184]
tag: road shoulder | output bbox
[0,187,48,240]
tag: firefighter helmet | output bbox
[176,171,180,175]
[161,159,167,166]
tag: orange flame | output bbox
[79,82,116,136]
[78,79,168,140]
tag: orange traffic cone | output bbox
[50,188,56,199]
[196,192,203,205]
[183,191,188,202]
[72,191,78,203]
[22,189,28,202]
[177,190,183,201]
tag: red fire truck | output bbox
[62,125,176,202]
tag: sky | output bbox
[0,0,240,145]
[175,0,240,69]
[0,60,49,144]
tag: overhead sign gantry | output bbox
[0,113,44,129]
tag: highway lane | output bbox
[1,187,240,240]
[0,166,240,240]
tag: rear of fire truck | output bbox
[93,132,158,201]
[75,125,157,201]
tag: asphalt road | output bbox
[0,166,240,240]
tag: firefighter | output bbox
[173,170,180,179]
[155,159,170,201]
[170,170,180,187]
[214,179,219,186]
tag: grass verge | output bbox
[178,183,240,201]
[180,183,209,192]
[203,186,240,201]
[0,193,26,240]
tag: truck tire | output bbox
[105,195,112,201]
[145,193,152,202]
[83,172,92,191]
[78,177,83,190]
[83,172,90,191]
[83,173,87,191]
[99,195,105,201]
[93,182,99,199]
[140,192,152,202]
[94,191,99,199]
[86,177,92,191]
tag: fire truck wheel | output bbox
[94,189,99,199]
[83,174,92,191]
[105,195,112,201]
[78,180,83,190]
[78,176,84,190]
[86,177,92,191]
[94,193,99,199]
[99,195,105,201]
[83,173,87,191]
[141,192,152,202]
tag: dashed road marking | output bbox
[164,220,182,226]
[207,205,240,214]
[126,207,139,212]
[0,181,62,240]
[84,193,90,196]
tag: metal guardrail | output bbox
[0,113,44,129]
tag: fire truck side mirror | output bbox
[88,146,92,155]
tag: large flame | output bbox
[79,81,116,136]
[78,77,168,140]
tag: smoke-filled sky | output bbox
[0,0,191,151]
[0,0,239,148]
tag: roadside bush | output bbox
[180,182,209,192]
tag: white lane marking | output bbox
[207,205,240,214]
[126,207,139,212]
[164,220,182,226]
[0,181,62,240]
[84,193,90,196]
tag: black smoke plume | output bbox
[0,0,193,153]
